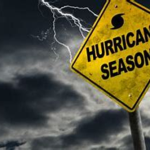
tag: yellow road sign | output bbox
[70,0,150,112]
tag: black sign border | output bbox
[71,0,150,111]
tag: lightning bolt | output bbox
[37,0,98,63]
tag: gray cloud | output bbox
[91,147,118,150]
[31,136,59,150]
[31,109,128,150]
[0,73,85,128]
[145,136,150,149]
[61,109,128,146]
[118,134,150,150]
[119,135,134,150]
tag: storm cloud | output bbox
[31,109,129,150]
[62,109,128,145]
[0,73,85,127]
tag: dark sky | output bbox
[0,0,150,150]
[0,0,104,45]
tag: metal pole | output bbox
[128,109,146,150]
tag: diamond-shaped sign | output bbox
[71,0,150,112]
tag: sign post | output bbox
[129,109,146,150]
